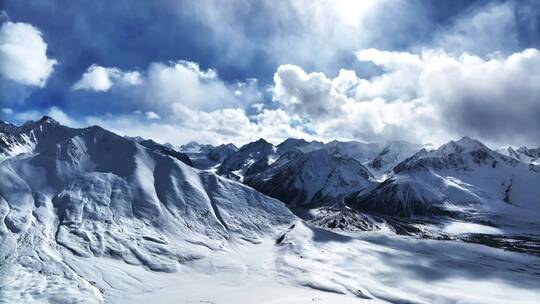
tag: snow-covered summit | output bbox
[179,141,213,153]
[217,138,276,180]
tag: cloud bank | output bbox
[272,48,540,146]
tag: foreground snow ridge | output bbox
[1,117,539,303]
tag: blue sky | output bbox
[1,0,540,147]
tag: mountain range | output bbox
[1,116,539,303]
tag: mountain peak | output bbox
[439,136,488,154]
[22,115,60,128]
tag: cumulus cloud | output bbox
[144,60,239,111]
[272,48,540,146]
[73,60,254,115]
[273,64,347,119]
[420,48,540,145]
[73,64,141,91]
[0,21,57,87]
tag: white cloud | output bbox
[144,111,160,120]
[0,21,57,87]
[144,61,238,111]
[73,64,141,91]
[46,106,80,127]
[273,64,346,120]
[272,48,540,146]
[250,103,265,112]
[83,107,315,146]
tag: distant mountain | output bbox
[300,140,384,163]
[217,138,276,180]
[368,141,423,174]
[207,143,238,163]
[505,146,540,165]
[347,137,540,224]
[245,149,374,207]
[275,138,313,155]
[179,141,213,154]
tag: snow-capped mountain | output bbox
[217,138,276,180]
[505,146,540,165]
[347,137,540,224]
[179,141,213,154]
[178,141,217,170]
[245,149,374,207]
[207,143,238,163]
[300,140,385,164]
[0,117,294,302]
[275,138,313,155]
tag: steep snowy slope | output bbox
[348,137,540,223]
[245,149,374,207]
[0,117,294,303]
